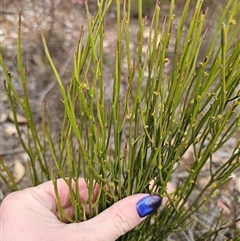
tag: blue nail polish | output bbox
[136,195,162,218]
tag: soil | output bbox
[0,0,239,240]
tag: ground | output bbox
[0,0,239,240]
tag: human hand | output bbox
[1,178,161,241]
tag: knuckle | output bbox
[111,209,133,235]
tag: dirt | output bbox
[0,0,239,239]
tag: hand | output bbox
[1,178,161,241]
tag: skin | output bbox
[0,178,149,241]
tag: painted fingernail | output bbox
[136,195,162,218]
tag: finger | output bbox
[35,178,100,219]
[66,194,162,241]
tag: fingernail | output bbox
[136,195,162,218]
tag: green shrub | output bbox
[1,0,239,240]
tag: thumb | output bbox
[83,194,162,241]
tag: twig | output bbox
[0,148,25,156]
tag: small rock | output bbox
[0,112,8,123]
[13,159,25,183]
[217,198,231,215]
[7,110,27,124]
[3,123,18,136]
